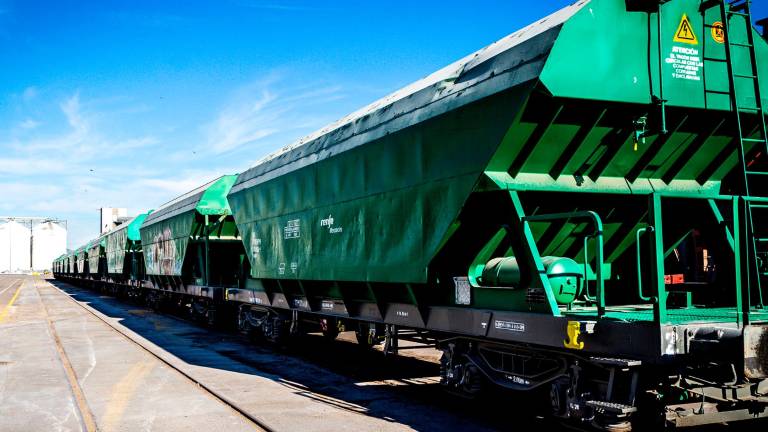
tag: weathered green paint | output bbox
[105,211,151,275]
[141,175,237,276]
[88,237,105,275]
[223,0,768,325]
[229,87,532,284]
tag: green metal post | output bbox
[649,194,667,324]
[508,191,560,316]
[204,215,210,287]
[521,208,604,316]
[636,226,656,303]
[735,197,750,326]
[708,199,735,251]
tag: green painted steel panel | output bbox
[222,0,768,321]
[229,87,533,283]
[141,212,195,276]
[88,238,104,274]
[141,175,236,276]
[76,243,91,274]
[540,0,768,112]
[105,211,151,274]
[197,176,236,216]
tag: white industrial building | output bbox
[0,217,67,273]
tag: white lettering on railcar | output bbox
[320,214,343,234]
[278,262,286,275]
[250,232,261,258]
[284,219,300,239]
[665,46,703,81]
[494,320,526,332]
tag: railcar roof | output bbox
[143,175,237,227]
[231,1,587,193]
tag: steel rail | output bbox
[43,277,276,432]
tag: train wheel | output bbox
[355,322,383,348]
[320,318,342,340]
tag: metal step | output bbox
[586,400,637,415]
[589,356,642,368]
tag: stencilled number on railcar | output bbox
[284,219,300,239]
[250,232,261,259]
[278,262,286,275]
[494,320,525,332]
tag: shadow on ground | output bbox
[48,280,768,431]
[49,280,533,432]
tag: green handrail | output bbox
[524,211,605,317]
[636,226,657,303]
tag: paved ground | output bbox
[4,275,763,432]
[0,275,504,432]
[0,275,262,432]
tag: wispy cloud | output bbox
[19,118,40,129]
[205,74,345,154]
[0,91,170,246]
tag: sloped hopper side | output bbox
[227,2,584,290]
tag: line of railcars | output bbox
[54,0,768,428]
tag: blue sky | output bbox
[1,0,767,249]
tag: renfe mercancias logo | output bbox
[320,214,343,234]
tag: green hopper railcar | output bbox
[54,0,768,428]
[226,0,768,427]
[137,175,242,321]
[104,211,152,292]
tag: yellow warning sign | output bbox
[711,21,725,44]
[673,14,698,45]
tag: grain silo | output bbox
[0,217,67,273]
[32,220,67,270]
[0,220,31,272]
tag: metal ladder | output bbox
[717,0,768,310]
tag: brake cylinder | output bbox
[481,256,583,304]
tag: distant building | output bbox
[100,207,128,234]
[0,217,67,272]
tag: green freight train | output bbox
[54,0,768,428]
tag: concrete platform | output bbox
[0,275,503,432]
[0,275,261,432]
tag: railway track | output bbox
[45,277,618,432]
[44,276,768,431]
[37,277,273,432]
